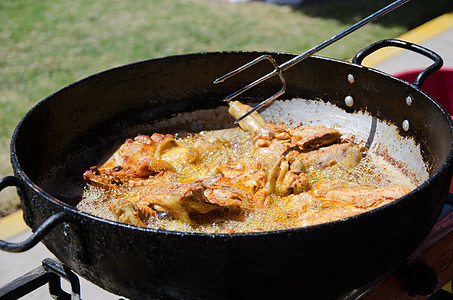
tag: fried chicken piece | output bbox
[110,199,148,227]
[266,157,309,196]
[83,133,198,186]
[228,101,267,133]
[289,125,340,149]
[266,191,355,228]
[297,143,362,169]
[276,179,410,228]
[255,134,362,174]
[254,124,339,150]
[110,173,219,224]
[254,124,292,146]
[108,161,267,225]
[206,161,267,208]
[312,179,410,209]
[252,123,361,170]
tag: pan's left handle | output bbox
[352,39,443,88]
[0,176,69,253]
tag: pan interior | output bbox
[41,97,430,232]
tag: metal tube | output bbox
[279,0,411,72]
[214,0,412,122]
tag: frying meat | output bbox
[80,101,412,231]
[311,179,410,209]
[207,161,267,207]
[83,134,197,186]
[277,179,410,227]
[290,125,341,149]
[84,137,267,223]
[298,143,362,169]
[254,124,362,170]
[228,100,267,133]
[115,176,221,225]
[266,156,309,196]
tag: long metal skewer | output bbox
[214,0,411,123]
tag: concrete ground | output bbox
[1,12,453,300]
[364,12,453,73]
[0,227,120,299]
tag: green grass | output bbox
[0,0,452,216]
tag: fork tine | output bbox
[214,55,276,84]
[214,55,282,103]
[221,69,279,103]
[234,72,286,124]
[214,54,286,123]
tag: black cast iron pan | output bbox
[1,40,453,299]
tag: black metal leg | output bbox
[0,258,81,300]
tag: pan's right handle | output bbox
[352,39,443,88]
[0,176,69,253]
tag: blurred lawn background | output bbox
[1,0,452,216]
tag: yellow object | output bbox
[0,210,28,240]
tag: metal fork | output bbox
[214,0,411,124]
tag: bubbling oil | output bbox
[77,127,416,233]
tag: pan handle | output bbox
[0,211,69,253]
[0,176,70,253]
[352,39,443,88]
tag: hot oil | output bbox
[77,126,416,233]
[306,154,417,191]
[174,128,257,182]
[78,185,116,220]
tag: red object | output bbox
[394,68,453,119]
[395,68,453,193]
